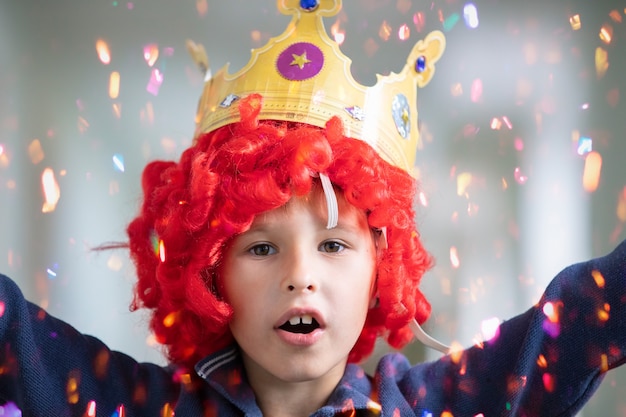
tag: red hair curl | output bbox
[127,94,433,369]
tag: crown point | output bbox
[300,0,320,11]
[415,55,427,73]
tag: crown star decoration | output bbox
[188,0,445,173]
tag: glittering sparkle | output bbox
[345,106,364,121]
[220,94,239,108]
[391,94,410,139]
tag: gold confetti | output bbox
[537,354,548,368]
[600,354,609,372]
[591,270,605,288]
[457,172,472,196]
[582,151,602,192]
[41,168,61,213]
[569,14,581,30]
[331,19,346,45]
[66,372,80,404]
[109,71,120,99]
[378,20,392,41]
[617,187,626,222]
[28,139,44,164]
[599,23,613,44]
[163,311,179,328]
[595,47,609,79]
[450,246,460,269]
[196,0,208,17]
[609,10,622,23]
[96,39,111,65]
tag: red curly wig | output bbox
[127,94,433,370]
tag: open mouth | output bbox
[278,314,321,334]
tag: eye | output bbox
[248,243,276,256]
[319,240,345,253]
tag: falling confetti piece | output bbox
[595,47,609,79]
[85,400,96,417]
[617,187,626,222]
[577,136,593,155]
[379,20,392,41]
[143,44,159,67]
[28,139,44,164]
[542,373,555,392]
[457,172,472,196]
[543,301,559,323]
[442,13,460,32]
[569,14,581,30]
[600,354,609,372]
[66,374,80,404]
[599,23,613,44]
[481,317,501,342]
[96,39,111,65]
[463,3,479,29]
[107,254,124,271]
[470,78,482,103]
[331,19,346,45]
[609,10,622,23]
[41,168,61,213]
[147,68,164,96]
[450,246,460,268]
[159,239,166,262]
[582,151,602,192]
[490,117,502,130]
[109,71,121,99]
[163,311,179,327]
[0,402,22,417]
[398,24,410,41]
[113,153,125,172]
[537,354,548,368]
[413,11,425,32]
[592,270,606,288]
[196,0,208,17]
[513,167,528,185]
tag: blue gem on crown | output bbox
[415,56,426,73]
[300,0,319,11]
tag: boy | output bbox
[1,0,625,415]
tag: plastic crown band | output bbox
[187,0,446,174]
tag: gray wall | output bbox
[1,0,624,414]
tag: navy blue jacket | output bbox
[1,240,625,416]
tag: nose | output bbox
[282,247,318,293]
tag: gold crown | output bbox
[188,0,445,172]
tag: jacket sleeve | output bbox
[395,239,626,417]
[0,274,179,417]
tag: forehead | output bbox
[251,186,369,231]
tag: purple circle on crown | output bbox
[276,42,324,81]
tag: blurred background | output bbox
[0,0,624,414]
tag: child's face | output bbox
[222,190,377,390]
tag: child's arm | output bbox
[0,274,179,416]
[382,239,626,416]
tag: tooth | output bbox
[301,314,313,325]
[289,317,300,325]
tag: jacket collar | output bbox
[194,346,382,416]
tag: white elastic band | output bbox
[319,172,338,229]
[409,317,450,354]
